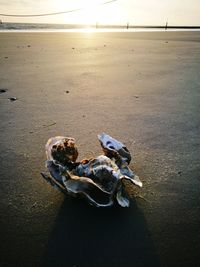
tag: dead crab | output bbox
[41,133,142,207]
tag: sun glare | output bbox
[74,0,105,25]
[57,0,119,25]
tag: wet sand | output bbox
[0,31,200,267]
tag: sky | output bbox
[0,0,200,26]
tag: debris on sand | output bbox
[0,89,7,94]
[9,97,17,102]
[42,133,142,208]
[42,122,56,128]
[66,90,69,94]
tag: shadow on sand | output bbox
[42,197,159,267]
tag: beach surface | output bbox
[0,31,200,267]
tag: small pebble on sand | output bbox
[0,89,7,94]
[9,97,17,102]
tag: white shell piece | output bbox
[116,190,130,207]
[62,175,114,207]
[98,133,125,151]
[98,133,132,164]
[121,175,143,188]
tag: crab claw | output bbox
[98,133,132,164]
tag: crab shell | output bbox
[44,135,142,208]
[98,133,132,164]
[45,136,78,164]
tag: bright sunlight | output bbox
[57,0,120,25]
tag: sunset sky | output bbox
[0,0,200,26]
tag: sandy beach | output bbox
[0,31,199,267]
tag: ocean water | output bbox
[0,22,200,32]
[0,22,87,31]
